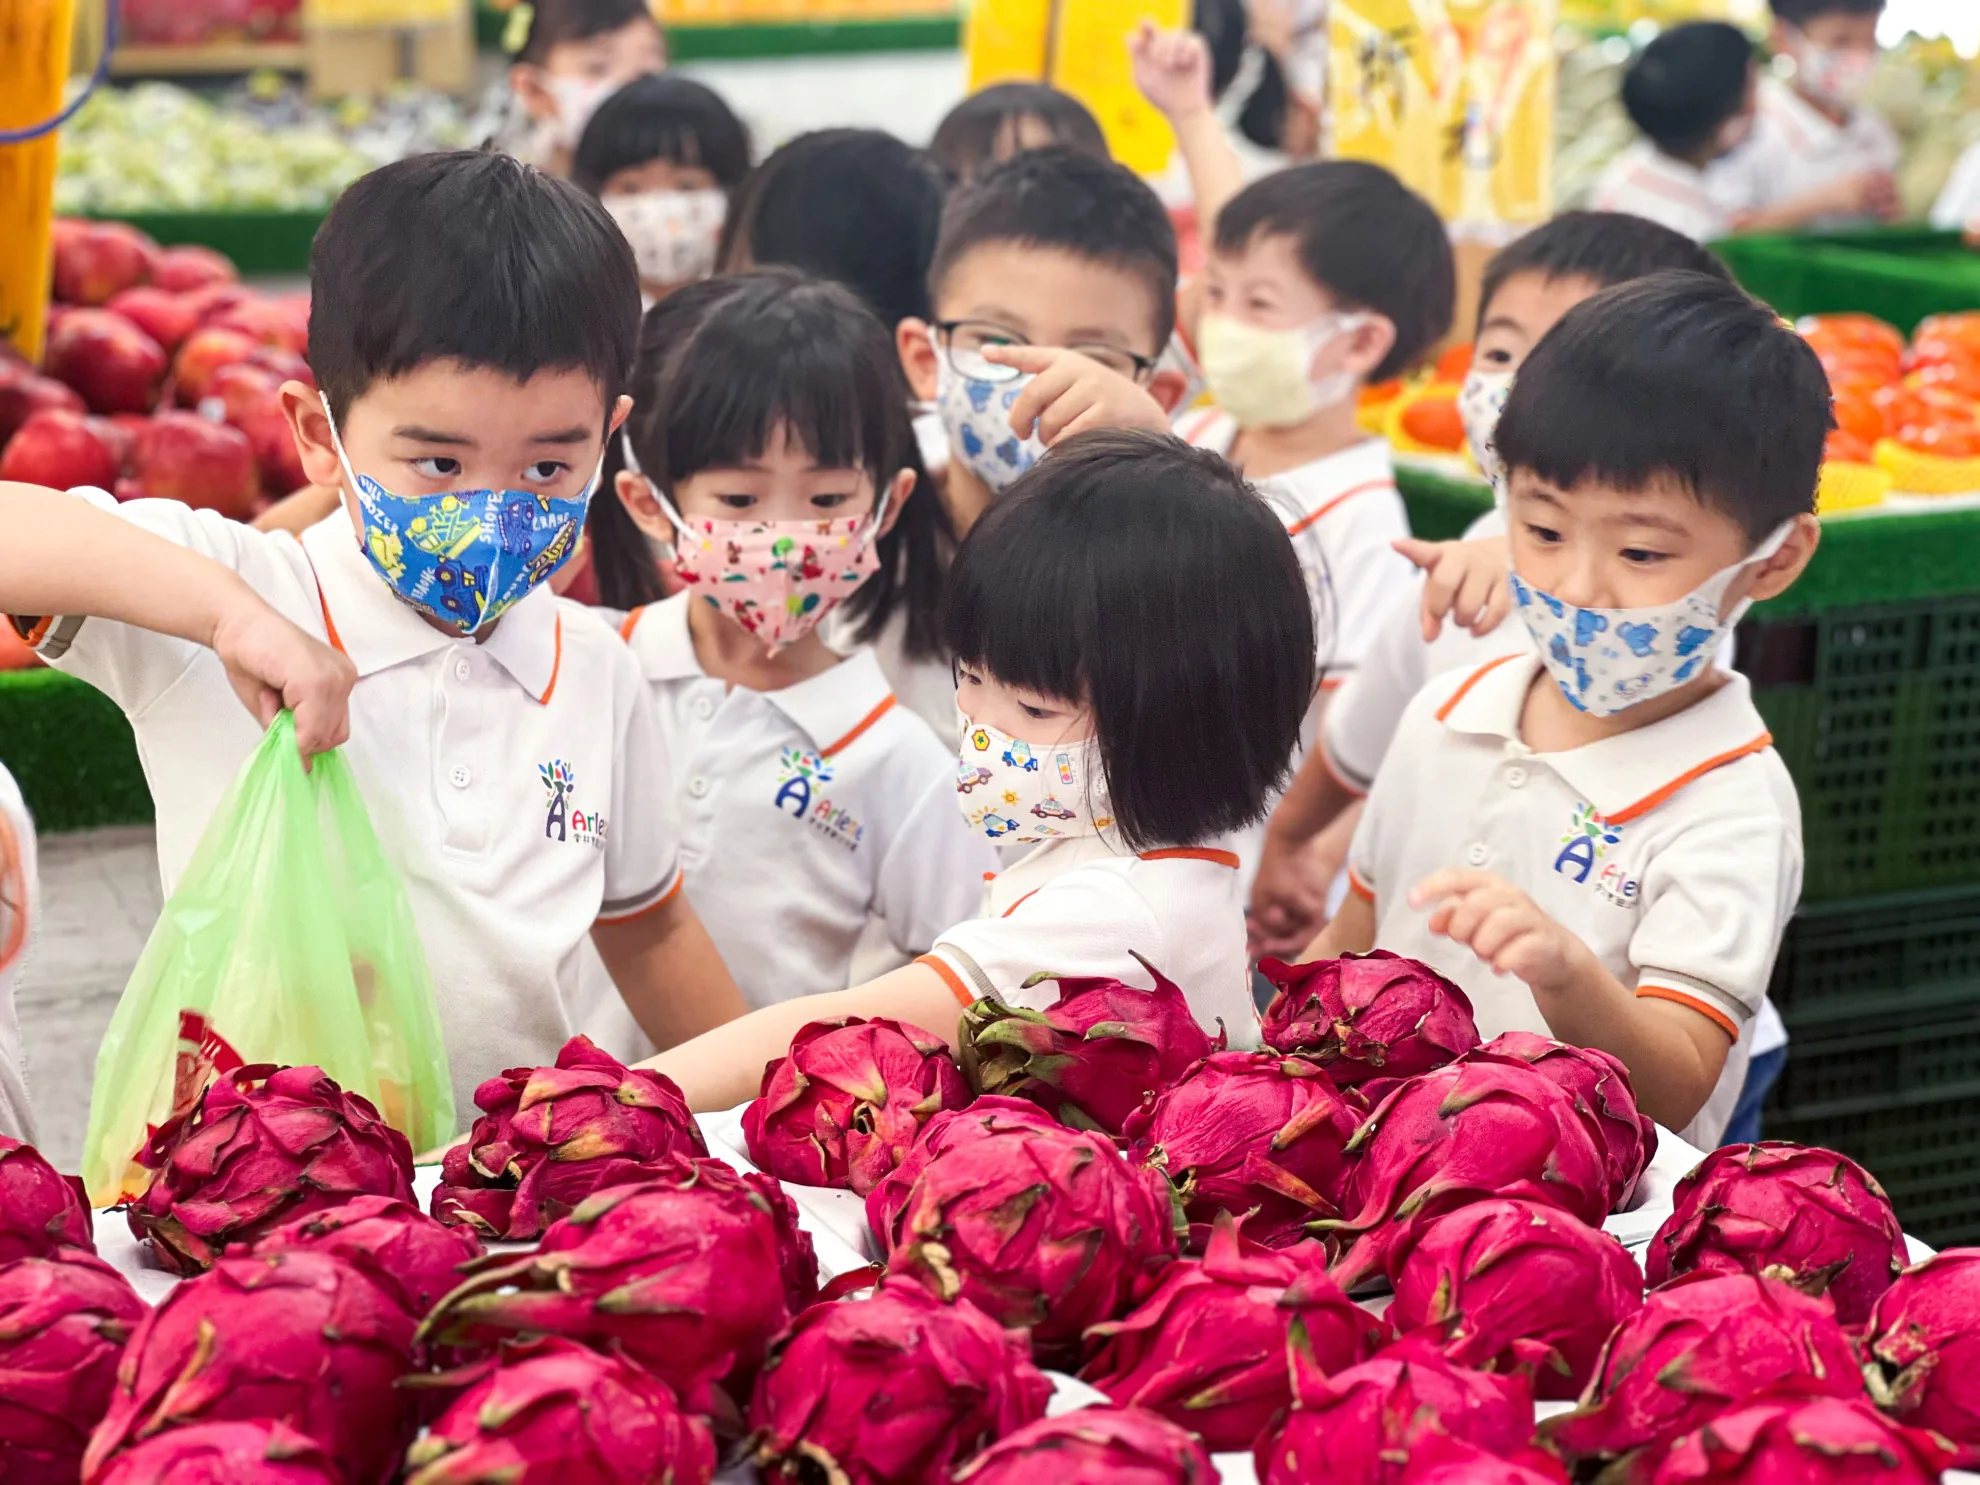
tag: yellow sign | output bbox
[305,0,461,27]
[964,0,1190,176]
[1328,0,1557,230]
[0,0,73,366]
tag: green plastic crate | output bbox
[1763,1094,1980,1249]
[1713,227,1980,334]
[1740,597,1980,902]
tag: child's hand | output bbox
[1409,868,1594,997]
[985,345,1171,444]
[1129,21,1214,123]
[1395,534,1511,642]
[209,591,357,760]
[1248,830,1337,959]
[1831,169,1900,222]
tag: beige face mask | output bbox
[1198,310,1370,428]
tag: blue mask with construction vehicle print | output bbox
[1509,520,1792,718]
[322,393,597,636]
[954,714,1112,843]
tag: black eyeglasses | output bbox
[934,319,1159,385]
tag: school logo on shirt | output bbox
[1554,802,1636,906]
[539,758,607,849]
[774,748,864,851]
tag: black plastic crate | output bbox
[1763,1095,1980,1249]
[1769,1007,1980,1111]
[1767,885,1980,1027]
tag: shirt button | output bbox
[454,659,472,681]
[693,696,716,721]
[687,777,710,799]
[1466,842,1489,867]
[449,765,472,789]
[1505,765,1528,788]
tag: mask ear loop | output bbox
[621,432,699,544]
[1710,519,1799,627]
[318,391,366,499]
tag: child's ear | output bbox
[1147,366,1189,415]
[898,318,939,402]
[509,63,556,122]
[607,395,633,437]
[279,380,347,493]
[615,468,674,545]
[1744,513,1821,604]
[877,466,916,537]
[1343,314,1399,382]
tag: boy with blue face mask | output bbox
[1303,272,1826,1151]
[0,151,747,1125]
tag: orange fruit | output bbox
[1435,342,1474,383]
[1799,312,1906,360]
[1400,393,1466,450]
[1826,428,1875,464]
[1895,420,1980,458]
[1359,378,1403,410]
[1831,386,1887,445]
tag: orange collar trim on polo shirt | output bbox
[316,574,564,705]
[313,576,348,658]
[1286,479,1396,538]
[1603,732,1772,826]
[618,606,646,643]
[1435,652,1522,723]
[535,616,564,705]
[821,694,897,757]
[1137,847,1240,868]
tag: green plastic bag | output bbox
[82,713,453,1205]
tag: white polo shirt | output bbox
[1591,143,1733,243]
[1176,411,1414,682]
[1706,79,1899,230]
[1930,139,1980,232]
[918,835,1260,1048]
[28,493,683,1125]
[821,603,957,739]
[0,765,39,1143]
[1346,653,1802,1148]
[615,594,994,1015]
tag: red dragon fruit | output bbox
[422,1165,802,1409]
[1254,1341,1536,1485]
[1081,1213,1390,1450]
[1323,1059,1611,1287]
[1398,1435,1569,1485]
[885,1117,1179,1365]
[1464,1031,1656,1208]
[1646,1391,1952,1485]
[1384,1198,1643,1399]
[125,1064,415,1275]
[1258,951,1479,1086]
[679,1154,821,1314]
[404,1336,716,1485]
[1860,1247,1980,1465]
[1123,1050,1360,1249]
[0,1136,94,1263]
[243,1194,481,1317]
[0,1248,145,1485]
[951,1407,1216,1485]
[865,1096,1064,1251]
[1542,1272,1863,1469]
[430,1035,706,1241]
[83,1249,417,1485]
[748,1280,1052,1484]
[92,1421,341,1485]
[742,1017,969,1193]
[958,961,1220,1134]
[1643,1142,1906,1326]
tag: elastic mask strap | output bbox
[621,432,697,543]
[319,391,365,497]
[1707,518,1797,624]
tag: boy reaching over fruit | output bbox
[1302,272,1824,1147]
[0,150,747,1123]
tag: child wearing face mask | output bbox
[585,270,994,1047]
[1704,0,1899,233]
[1592,23,1759,243]
[503,0,667,178]
[1177,161,1455,691]
[635,430,1319,1110]
[573,74,749,309]
[1305,272,1826,1150]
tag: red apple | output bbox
[171,326,258,406]
[133,409,259,518]
[88,414,138,474]
[271,293,310,349]
[180,283,256,323]
[150,244,238,294]
[51,220,158,305]
[106,286,200,353]
[44,309,169,414]
[206,299,308,355]
[114,476,149,503]
[246,345,313,389]
[0,409,122,489]
[209,363,307,496]
[0,361,86,444]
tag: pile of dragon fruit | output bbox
[5,950,1978,1483]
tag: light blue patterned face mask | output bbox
[1511,521,1792,717]
[321,393,598,635]
[933,357,1047,494]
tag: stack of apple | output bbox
[0,218,312,520]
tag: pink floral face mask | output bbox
[631,442,889,649]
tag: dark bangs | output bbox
[572,75,751,195]
[945,431,1315,850]
[627,269,906,490]
[1494,271,1829,540]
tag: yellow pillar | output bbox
[0,0,77,367]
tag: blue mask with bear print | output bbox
[933,357,1048,494]
[1509,521,1793,717]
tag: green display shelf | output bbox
[1713,227,1980,334]
[476,0,960,58]
[0,669,152,834]
[81,207,325,278]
